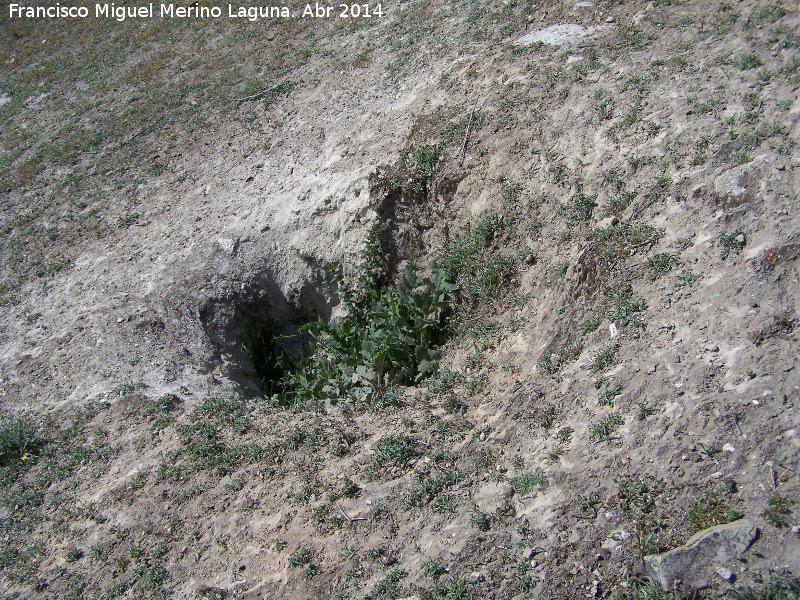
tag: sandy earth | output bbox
[1,0,800,598]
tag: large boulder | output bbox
[643,520,758,591]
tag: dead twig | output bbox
[119,114,168,147]
[338,507,366,523]
[766,461,777,490]
[458,99,479,167]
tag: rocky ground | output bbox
[1,0,799,598]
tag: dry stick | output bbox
[118,114,168,147]
[338,507,366,522]
[235,83,288,103]
[218,146,258,178]
[766,461,777,490]
[458,98,479,167]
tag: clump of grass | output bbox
[557,193,597,223]
[720,231,746,259]
[606,287,646,327]
[724,568,800,600]
[762,491,791,527]
[587,220,662,247]
[438,214,516,307]
[537,404,557,429]
[646,253,680,279]
[423,558,446,581]
[370,435,418,473]
[599,384,623,406]
[427,369,462,393]
[373,567,407,595]
[589,413,623,440]
[0,415,44,467]
[288,547,313,569]
[509,469,546,494]
[341,477,361,499]
[735,53,763,70]
[469,506,492,530]
[442,395,465,413]
[591,344,619,372]
[687,486,743,532]
[556,427,574,443]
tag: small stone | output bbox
[735,234,746,244]
[710,472,724,479]
[722,443,735,453]
[597,216,619,230]
[716,567,734,581]
[705,344,720,352]
[531,560,538,568]
[216,237,238,256]
[469,571,485,583]
[239,234,250,244]
[682,455,689,461]
[792,526,800,534]
[522,548,535,560]
[752,400,761,406]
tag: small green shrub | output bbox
[579,315,601,334]
[538,404,557,429]
[720,231,746,259]
[370,435,418,472]
[599,385,623,406]
[373,567,407,595]
[288,547,312,568]
[606,288,646,327]
[736,53,763,70]
[591,344,619,372]
[589,413,623,440]
[0,416,43,467]
[687,486,743,532]
[646,253,680,278]
[724,568,800,600]
[469,506,491,530]
[762,491,791,527]
[509,469,546,494]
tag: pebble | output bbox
[716,567,734,581]
[722,443,735,453]
[710,471,724,479]
[792,526,800,534]
[469,572,485,583]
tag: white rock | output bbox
[710,471,724,479]
[716,567,734,581]
[216,237,238,256]
[515,23,611,46]
[722,443,735,453]
[609,323,618,338]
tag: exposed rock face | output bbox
[644,521,758,591]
